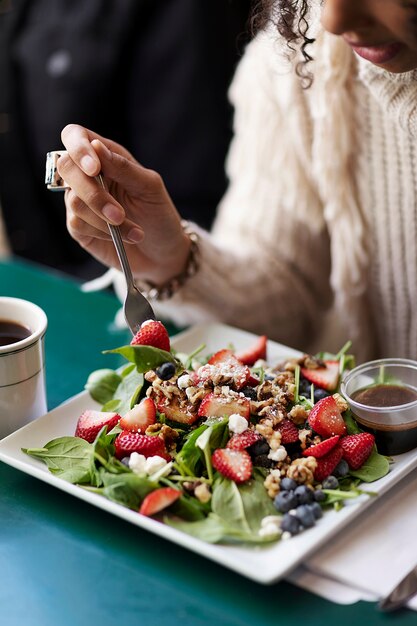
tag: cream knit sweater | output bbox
[148,29,417,363]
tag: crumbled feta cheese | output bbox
[144,455,167,475]
[185,386,197,400]
[268,446,288,462]
[177,374,192,389]
[228,413,248,434]
[260,515,282,528]
[259,523,280,538]
[129,452,147,474]
[221,385,230,395]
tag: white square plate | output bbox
[1,323,417,584]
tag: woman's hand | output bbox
[58,124,191,285]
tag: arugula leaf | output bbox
[85,369,122,404]
[22,437,93,484]
[104,345,180,373]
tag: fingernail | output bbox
[127,228,143,243]
[81,154,98,175]
[102,203,124,223]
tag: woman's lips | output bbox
[344,40,404,65]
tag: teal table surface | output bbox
[0,258,414,626]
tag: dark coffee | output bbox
[0,319,32,347]
[352,384,417,455]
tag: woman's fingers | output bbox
[61,124,102,176]
[66,190,144,243]
[58,153,125,225]
[91,139,166,201]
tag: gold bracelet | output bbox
[138,220,200,301]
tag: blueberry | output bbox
[252,454,275,468]
[240,385,258,400]
[322,475,339,490]
[333,459,349,478]
[280,513,302,535]
[313,388,330,402]
[295,504,316,528]
[308,502,323,519]
[121,457,130,467]
[313,489,326,502]
[280,477,298,491]
[294,485,315,505]
[265,373,275,381]
[274,490,298,513]
[299,378,312,397]
[248,438,270,457]
[155,362,176,381]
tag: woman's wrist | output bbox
[137,220,200,300]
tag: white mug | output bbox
[0,297,48,438]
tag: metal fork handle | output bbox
[96,174,135,289]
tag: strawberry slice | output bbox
[198,392,250,420]
[235,335,267,366]
[340,433,375,470]
[276,419,299,444]
[212,448,252,483]
[114,431,169,460]
[303,435,340,458]
[314,445,344,482]
[208,349,234,365]
[227,430,262,451]
[130,320,170,352]
[197,349,251,390]
[308,396,347,437]
[119,398,156,432]
[139,487,182,517]
[301,360,340,391]
[75,410,121,443]
[157,397,199,425]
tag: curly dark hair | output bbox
[251,0,315,86]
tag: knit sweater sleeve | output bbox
[154,34,333,352]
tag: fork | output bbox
[96,175,155,334]
[45,151,155,334]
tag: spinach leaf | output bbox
[169,495,209,521]
[166,513,277,544]
[22,437,93,484]
[85,369,122,404]
[104,345,180,373]
[211,472,276,535]
[176,418,228,477]
[344,409,362,435]
[349,448,390,482]
[100,472,157,510]
[112,367,145,416]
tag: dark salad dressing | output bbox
[352,384,417,455]
[352,383,417,407]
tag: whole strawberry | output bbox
[130,320,170,352]
[340,433,375,470]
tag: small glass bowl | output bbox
[340,358,417,455]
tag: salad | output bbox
[23,321,390,545]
